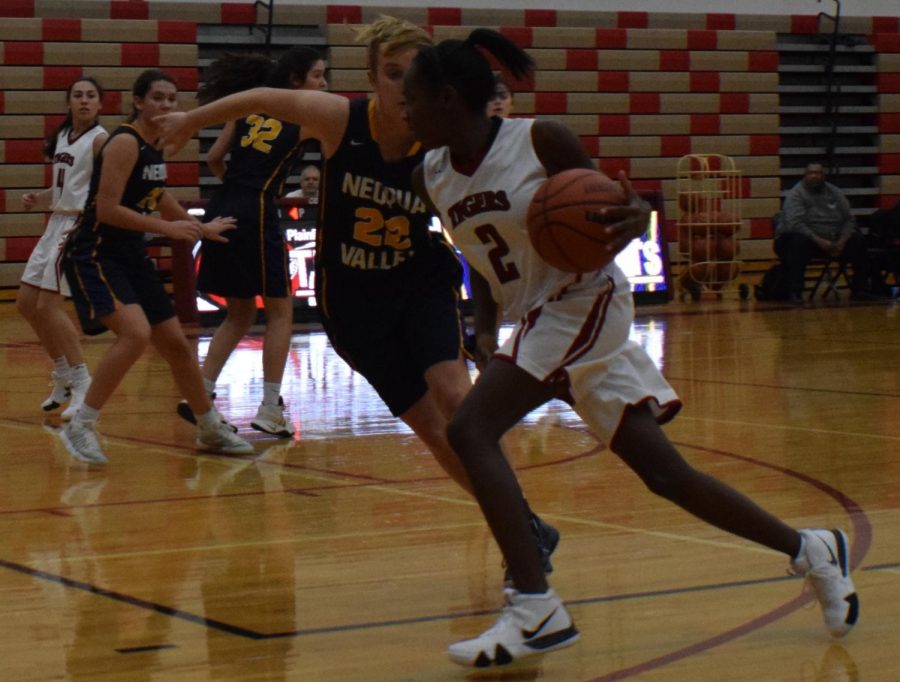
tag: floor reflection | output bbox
[199,318,669,439]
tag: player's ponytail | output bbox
[198,52,274,104]
[198,47,324,104]
[413,29,534,115]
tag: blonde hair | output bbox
[355,15,432,73]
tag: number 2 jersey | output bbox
[422,117,626,321]
[67,124,167,256]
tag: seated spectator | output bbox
[774,163,872,302]
[285,164,320,203]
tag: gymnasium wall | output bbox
[1,1,899,292]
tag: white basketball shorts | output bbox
[20,213,78,296]
[495,273,681,445]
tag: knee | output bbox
[435,384,470,420]
[15,294,32,318]
[446,413,479,458]
[120,320,152,350]
[155,330,192,362]
[33,294,59,318]
[225,303,257,330]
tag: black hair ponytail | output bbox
[198,46,323,104]
[413,29,534,114]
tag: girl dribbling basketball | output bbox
[404,28,858,668]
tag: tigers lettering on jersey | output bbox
[53,152,75,167]
[447,191,510,228]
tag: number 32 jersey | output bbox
[423,117,624,320]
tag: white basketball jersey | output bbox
[50,124,107,213]
[423,117,625,320]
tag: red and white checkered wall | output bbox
[1,2,899,287]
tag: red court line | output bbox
[583,443,872,681]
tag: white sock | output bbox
[196,409,219,429]
[262,382,281,406]
[202,377,216,396]
[70,363,90,383]
[52,357,70,376]
[76,404,100,423]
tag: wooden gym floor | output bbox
[0,296,898,681]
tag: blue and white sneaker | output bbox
[790,528,859,638]
[447,588,579,667]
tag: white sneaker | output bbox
[197,417,255,455]
[61,376,90,421]
[447,588,579,667]
[41,370,71,411]
[250,398,294,437]
[59,419,108,465]
[789,528,859,638]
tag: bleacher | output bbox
[1,2,899,299]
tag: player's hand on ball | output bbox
[202,216,237,243]
[602,171,652,256]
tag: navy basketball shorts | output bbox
[319,250,465,417]
[64,245,175,336]
[197,186,290,299]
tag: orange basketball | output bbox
[527,168,628,273]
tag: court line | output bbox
[581,442,872,682]
[666,376,900,399]
[0,554,820,643]
[675,416,900,442]
[0,419,873,678]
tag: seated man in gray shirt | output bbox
[775,162,872,302]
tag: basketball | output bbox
[527,168,628,273]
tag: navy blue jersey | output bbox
[70,124,166,253]
[221,114,303,195]
[317,98,442,290]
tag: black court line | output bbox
[116,644,177,654]
[0,552,806,641]
[0,557,263,639]
[862,561,900,571]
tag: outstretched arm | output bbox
[155,88,349,159]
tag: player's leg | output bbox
[35,289,92,420]
[150,316,253,455]
[251,295,294,437]
[201,297,257,382]
[611,404,858,636]
[444,357,579,666]
[17,283,72,410]
[613,404,801,552]
[60,303,149,464]
[398,380,472,492]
